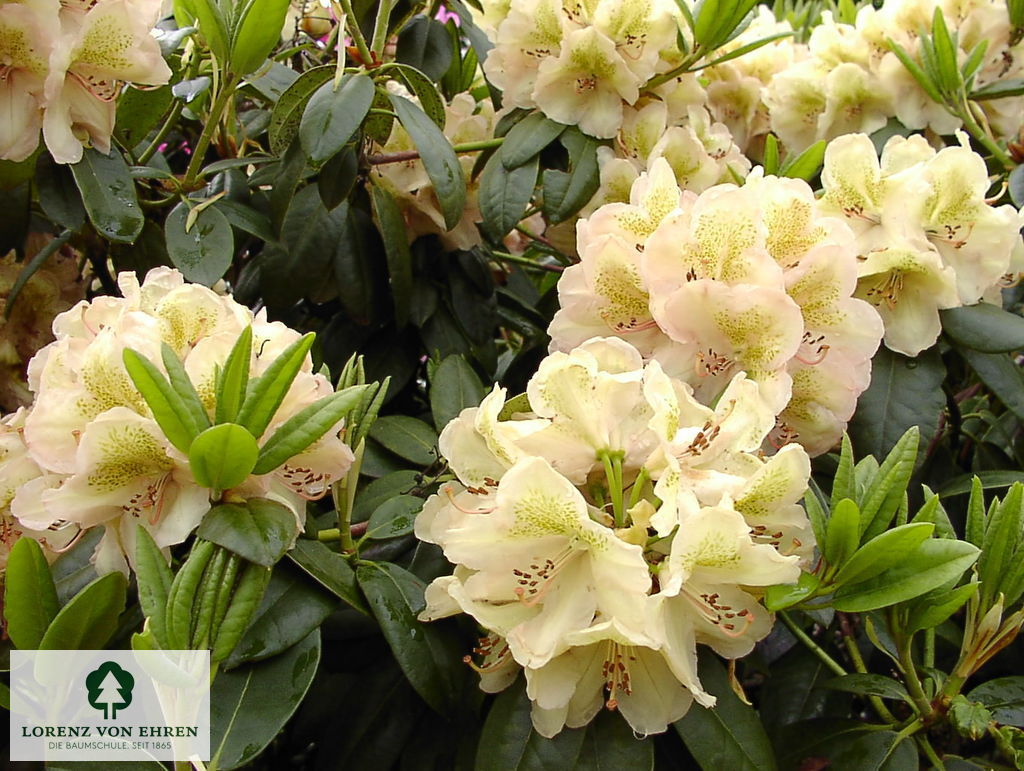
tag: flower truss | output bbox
[550,156,884,456]
[3,267,354,574]
[819,132,1024,356]
[0,0,171,163]
[416,337,812,737]
[474,0,682,139]
[762,0,1024,152]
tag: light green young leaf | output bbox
[122,348,202,453]
[235,332,315,439]
[4,538,60,649]
[251,384,369,475]
[824,498,860,569]
[215,327,253,425]
[230,0,291,76]
[189,423,260,490]
[830,523,934,587]
[134,525,173,649]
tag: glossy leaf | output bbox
[4,538,60,649]
[211,561,271,662]
[942,304,1024,353]
[395,16,453,81]
[389,93,466,230]
[969,677,1024,727]
[299,74,375,166]
[430,354,486,430]
[356,561,454,714]
[937,470,1024,498]
[764,571,820,611]
[479,151,538,239]
[70,148,144,243]
[499,112,567,169]
[367,416,438,466]
[541,129,600,224]
[36,154,85,230]
[780,140,826,181]
[389,63,446,128]
[674,650,777,771]
[833,523,934,587]
[161,342,211,431]
[189,423,259,490]
[905,581,979,633]
[38,572,127,650]
[848,346,945,461]
[832,539,980,612]
[822,673,912,703]
[286,538,368,614]
[370,182,413,327]
[824,498,860,568]
[475,678,585,771]
[165,200,235,285]
[209,630,320,770]
[365,495,422,540]
[197,498,299,567]
[224,563,335,668]
[268,65,334,155]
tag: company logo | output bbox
[85,661,135,719]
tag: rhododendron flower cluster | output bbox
[0,0,171,164]
[550,157,884,456]
[417,337,811,736]
[2,268,355,574]
[372,89,497,250]
[475,0,681,139]
[819,133,1024,356]
[762,0,1024,152]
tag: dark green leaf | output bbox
[479,151,538,239]
[353,470,422,521]
[475,677,586,771]
[189,423,259,490]
[905,580,978,633]
[937,470,1024,497]
[209,629,320,770]
[299,74,375,166]
[38,572,127,650]
[674,650,777,771]
[4,538,59,649]
[164,200,235,285]
[577,703,653,769]
[287,538,369,614]
[70,148,144,243]
[215,199,276,243]
[36,154,85,230]
[224,562,335,668]
[848,346,945,460]
[366,495,422,540]
[356,561,453,714]
[499,113,567,169]
[370,182,413,327]
[972,77,1024,102]
[968,677,1024,727]
[230,0,291,75]
[832,539,980,612]
[389,93,466,230]
[822,673,912,702]
[943,304,1024,353]
[317,146,359,210]
[115,84,173,150]
[197,498,299,567]
[430,354,486,430]
[389,63,446,129]
[395,16,454,81]
[1011,164,1024,208]
[963,348,1024,422]
[368,416,438,466]
[541,129,600,224]
[268,65,334,155]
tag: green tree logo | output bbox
[86,661,135,719]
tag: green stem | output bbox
[645,47,706,89]
[600,451,626,527]
[338,0,373,66]
[780,611,848,677]
[183,74,241,187]
[318,528,341,542]
[370,0,397,58]
[138,100,185,165]
[896,629,934,718]
[957,99,1014,170]
[489,251,564,273]
[916,734,944,769]
[843,634,899,724]
[628,466,650,509]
